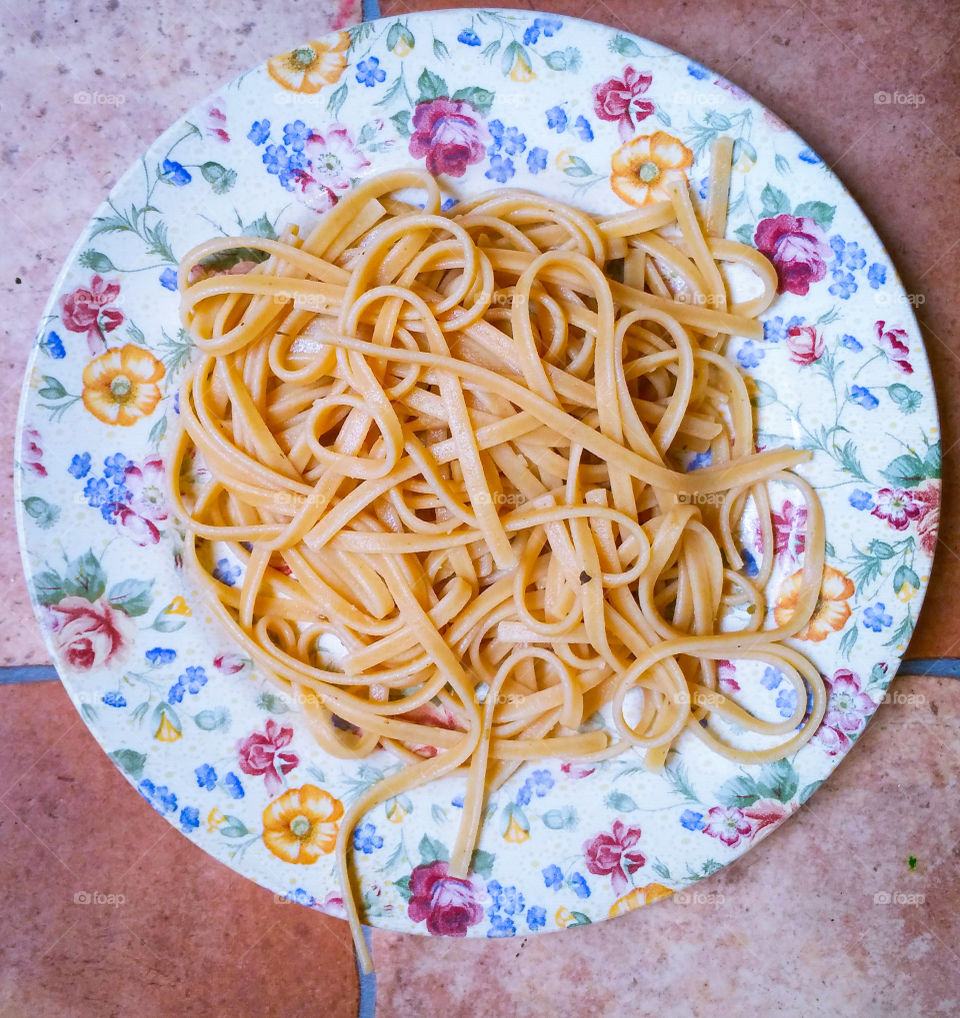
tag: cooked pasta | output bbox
[169,140,826,970]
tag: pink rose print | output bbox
[583,819,646,894]
[409,97,486,177]
[592,66,655,141]
[913,483,940,556]
[407,861,484,936]
[754,214,830,295]
[237,718,300,795]
[785,324,825,365]
[48,595,136,672]
[60,275,124,354]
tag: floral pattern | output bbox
[16,10,939,941]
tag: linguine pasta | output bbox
[169,141,826,970]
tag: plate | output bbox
[16,9,940,938]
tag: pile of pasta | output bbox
[170,141,826,966]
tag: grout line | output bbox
[357,925,378,1018]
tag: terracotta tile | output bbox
[371,674,960,1017]
[0,680,359,1017]
[0,0,360,666]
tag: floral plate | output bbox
[16,9,940,940]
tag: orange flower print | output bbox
[610,131,694,207]
[262,785,343,864]
[82,345,164,426]
[774,564,855,642]
[267,34,350,93]
[609,882,674,916]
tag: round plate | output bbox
[16,9,940,938]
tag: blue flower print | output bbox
[527,147,547,174]
[179,806,200,832]
[760,667,783,690]
[849,489,874,510]
[287,888,317,907]
[489,882,524,915]
[850,385,878,409]
[840,334,863,352]
[573,116,593,142]
[68,453,91,479]
[843,242,866,271]
[102,691,127,707]
[458,29,481,46]
[282,119,311,152]
[545,106,567,132]
[687,450,712,471]
[213,557,242,586]
[83,476,111,508]
[195,764,217,790]
[223,772,245,799]
[687,63,709,79]
[183,666,208,693]
[527,906,546,930]
[159,267,178,291]
[353,823,383,854]
[568,872,590,898]
[248,119,271,145]
[863,603,892,633]
[103,452,129,483]
[146,647,176,665]
[161,159,191,186]
[798,148,821,164]
[488,120,526,156]
[44,331,66,359]
[776,687,797,718]
[523,15,562,45]
[829,271,857,299]
[138,779,177,814]
[741,548,759,578]
[262,144,308,191]
[763,314,804,343]
[867,262,886,289]
[680,809,705,831]
[736,339,764,370]
[543,864,563,890]
[487,912,516,938]
[485,155,515,184]
[355,57,386,87]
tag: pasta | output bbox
[169,141,826,970]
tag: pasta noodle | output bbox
[169,140,826,971]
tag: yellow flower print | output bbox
[207,808,227,832]
[82,345,164,427]
[509,51,535,82]
[609,883,674,916]
[154,710,182,742]
[262,785,344,864]
[503,811,529,843]
[610,131,694,207]
[267,34,350,93]
[774,564,855,642]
